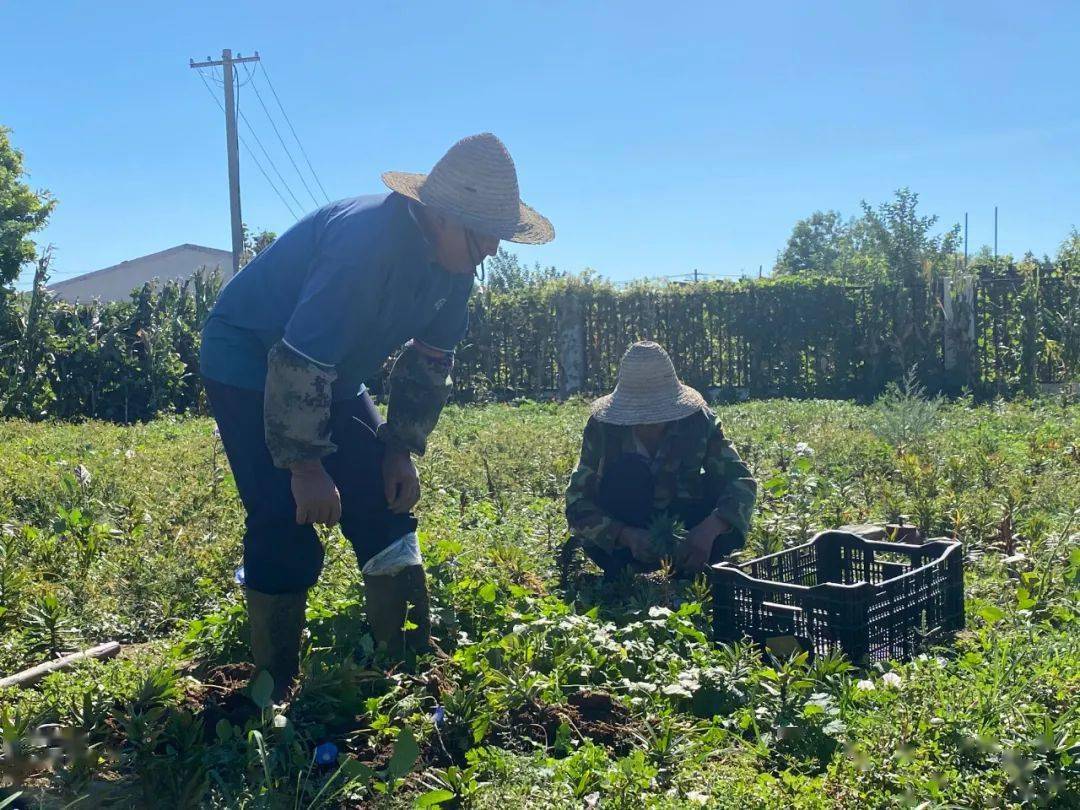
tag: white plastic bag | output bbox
[361,531,423,577]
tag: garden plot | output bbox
[0,398,1078,807]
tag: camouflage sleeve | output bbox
[264,341,338,469]
[376,340,453,457]
[565,418,624,554]
[704,419,757,544]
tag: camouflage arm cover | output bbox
[565,419,625,554]
[704,420,757,542]
[376,340,453,457]
[264,341,338,469]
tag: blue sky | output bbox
[5,1,1079,287]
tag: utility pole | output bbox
[190,49,261,276]
[963,212,968,270]
[993,206,998,269]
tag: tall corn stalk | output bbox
[0,248,56,417]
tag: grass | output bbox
[0,397,1078,808]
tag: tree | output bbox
[775,189,960,285]
[0,127,55,287]
[858,188,960,286]
[482,247,563,292]
[774,210,848,276]
[0,127,56,346]
[240,224,277,267]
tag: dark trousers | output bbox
[582,453,741,577]
[205,379,416,595]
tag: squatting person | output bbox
[200,133,554,698]
[565,341,757,578]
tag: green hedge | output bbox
[2,268,1077,422]
[450,270,1079,402]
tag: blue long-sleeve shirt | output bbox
[200,192,473,401]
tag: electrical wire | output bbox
[234,90,307,214]
[230,61,306,215]
[208,65,254,89]
[243,63,321,208]
[194,68,300,220]
[257,61,331,204]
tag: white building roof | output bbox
[48,244,233,303]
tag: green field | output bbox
[1,397,1078,808]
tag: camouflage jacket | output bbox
[565,408,757,553]
[264,340,452,469]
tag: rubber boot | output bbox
[363,565,432,657]
[246,588,307,701]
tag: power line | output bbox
[194,69,300,220]
[243,63,321,208]
[235,104,307,214]
[257,61,331,204]
[208,65,255,89]
[229,63,306,217]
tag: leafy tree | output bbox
[774,189,960,284]
[858,188,960,285]
[240,224,276,267]
[0,126,55,287]
[482,247,564,292]
[0,127,56,348]
[774,210,848,277]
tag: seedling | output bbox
[648,513,687,561]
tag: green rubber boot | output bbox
[363,565,432,657]
[246,588,307,701]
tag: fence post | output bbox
[943,275,975,393]
[555,290,586,399]
[943,276,955,371]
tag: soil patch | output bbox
[567,690,638,753]
[183,662,258,733]
[497,690,640,756]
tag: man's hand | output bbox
[678,513,731,571]
[290,460,341,526]
[383,450,420,514]
[619,526,658,564]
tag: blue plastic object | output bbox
[315,742,338,766]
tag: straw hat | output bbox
[590,341,706,425]
[382,133,554,245]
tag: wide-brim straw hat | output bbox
[590,341,707,425]
[382,133,554,245]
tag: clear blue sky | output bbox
[5,1,1079,287]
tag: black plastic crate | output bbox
[711,530,965,663]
